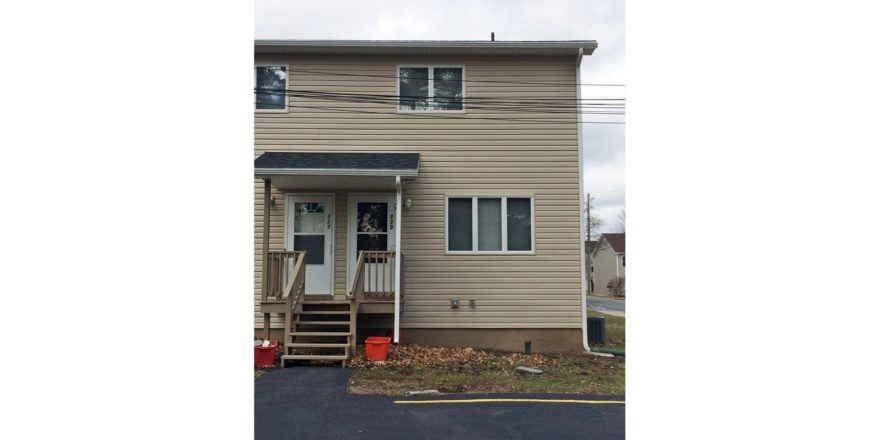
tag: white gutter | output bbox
[576,47,590,352]
[393,176,403,343]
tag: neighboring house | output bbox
[585,240,597,292]
[590,233,625,296]
[254,39,598,363]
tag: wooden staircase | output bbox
[262,250,402,368]
[281,299,353,367]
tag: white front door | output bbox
[287,194,334,295]
[348,194,397,289]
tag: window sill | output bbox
[445,251,536,256]
[397,108,467,114]
[255,108,289,113]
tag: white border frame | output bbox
[443,195,536,255]
[346,193,398,289]
[254,63,289,113]
[284,193,335,295]
[396,64,466,113]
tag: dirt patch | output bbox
[348,344,555,369]
[254,366,278,380]
[347,344,624,396]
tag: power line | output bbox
[585,189,626,194]
[282,97,624,115]
[271,103,625,124]
[285,90,625,110]
[256,88,625,103]
[255,90,626,115]
[288,68,625,87]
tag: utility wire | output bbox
[264,103,625,124]
[256,88,624,103]
[281,94,624,115]
[288,69,625,87]
[255,90,625,114]
[285,91,625,111]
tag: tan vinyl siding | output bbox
[255,55,582,329]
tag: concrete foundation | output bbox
[400,328,584,353]
[254,327,584,353]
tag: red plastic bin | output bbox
[364,336,392,361]
[254,339,278,366]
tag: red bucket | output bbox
[365,336,392,361]
[254,339,278,366]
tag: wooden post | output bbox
[262,178,271,340]
[393,176,402,343]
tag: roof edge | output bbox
[255,39,597,55]
[254,168,419,177]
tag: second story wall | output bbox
[254,54,579,149]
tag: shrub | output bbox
[607,276,625,296]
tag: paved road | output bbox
[587,296,625,315]
[255,366,625,440]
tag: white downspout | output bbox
[576,48,590,352]
[393,176,402,343]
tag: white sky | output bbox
[256,0,625,236]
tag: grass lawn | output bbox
[587,310,625,352]
[348,345,624,396]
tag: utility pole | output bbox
[586,193,591,242]
[586,193,592,293]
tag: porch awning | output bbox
[254,152,419,190]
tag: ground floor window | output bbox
[446,196,534,253]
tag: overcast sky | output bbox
[256,0,625,237]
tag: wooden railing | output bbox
[282,252,306,344]
[363,251,397,299]
[263,251,302,302]
[347,251,398,301]
[347,250,400,352]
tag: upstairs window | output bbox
[399,66,464,111]
[255,65,287,111]
[446,196,533,253]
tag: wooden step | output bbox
[301,300,350,305]
[290,331,351,337]
[295,320,350,326]
[298,310,351,315]
[286,342,350,348]
[282,354,349,361]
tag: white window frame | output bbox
[254,63,289,113]
[396,65,466,113]
[444,195,535,255]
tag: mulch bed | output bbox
[348,344,557,369]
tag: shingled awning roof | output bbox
[254,152,420,191]
[254,152,419,176]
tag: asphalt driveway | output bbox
[255,366,625,440]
